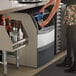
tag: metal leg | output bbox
[16,50,19,69]
[3,51,7,76]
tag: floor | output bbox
[0,51,66,76]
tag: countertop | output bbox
[0,0,48,14]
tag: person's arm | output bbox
[39,0,61,28]
[39,0,55,13]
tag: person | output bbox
[56,0,76,72]
[38,0,61,27]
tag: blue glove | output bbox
[37,12,43,21]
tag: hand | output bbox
[39,20,49,28]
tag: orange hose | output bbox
[39,0,61,28]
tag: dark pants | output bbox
[66,25,76,63]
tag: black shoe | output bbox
[56,57,72,67]
[64,62,76,73]
[64,66,76,73]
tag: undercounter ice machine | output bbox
[30,10,55,67]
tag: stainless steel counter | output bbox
[0,0,48,14]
